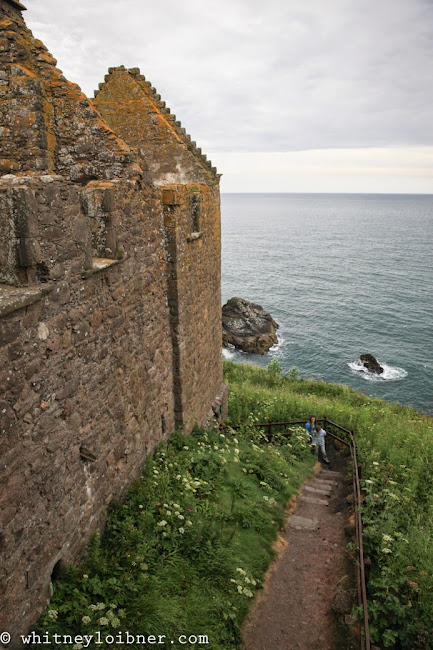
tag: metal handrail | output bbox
[222,416,370,650]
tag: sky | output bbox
[25,0,433,193]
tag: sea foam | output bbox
[348,359,408,381]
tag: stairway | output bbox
[243,466,356,650]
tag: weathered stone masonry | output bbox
[0,0,226,641]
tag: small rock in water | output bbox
[360,353,384,374]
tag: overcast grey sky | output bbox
[26,0,433,192]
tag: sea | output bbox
[221,193,433,415]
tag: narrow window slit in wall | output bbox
[190,192,201,233]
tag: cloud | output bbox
[26,0,433,155]
[25,0,433,191]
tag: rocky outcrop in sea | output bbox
[360,354,384,375]
[222,297,279,354]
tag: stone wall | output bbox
[94,67,218,186]
[0,0,225,639]
[0,3,136,181]
[162,183,223,430]
[0,173,176,638]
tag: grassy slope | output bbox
[35,413,314,649]
[224,360,433,649]
[36,360,433,649]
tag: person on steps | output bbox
[312,425,329,463]
[305,414,316,444]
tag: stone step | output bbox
[314,478,337,487]
[320,470,344,478]
[298,495,329,506]
[304,485,331,497]
[310,481,337,490]
[289,515,320,530]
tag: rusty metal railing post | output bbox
[267,421,272,442]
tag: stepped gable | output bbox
[93,66,219,185]
[0,0,140,182]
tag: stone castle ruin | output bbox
[0,0,226,638]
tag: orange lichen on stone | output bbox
[0,0,225,641]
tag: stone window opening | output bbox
[0,185,43,287]
[190,192,201,234]
[81,183,124,275]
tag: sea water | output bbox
[221,193,433,414]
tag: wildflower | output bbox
[372,461,379,466]
[237,585,243,593]
[73,645,83,650]
[230,579,237,583]
[139,505,143,509]
[47,610,58,621]
[364,480,374,485]
[110,616,121,628]
[183,446,189,450]
[382,534,393,542]
[82,615,91,624]
[166,510,171,516]
[243,588,254,597]
[186,520,193,526]
[173,503,180,509]
[178,514,185,520]
[98,617,110,626]
[236,568,246,575]
[382,548,392,554]
[178,527,185,534]
[82,574,88,580]
[158,520,168,527]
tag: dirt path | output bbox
[243,447,357,650]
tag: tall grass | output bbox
[224,360,433,649]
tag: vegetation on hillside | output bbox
[224,360,433,649]
[35,408,314,649]
[35,360,433,649]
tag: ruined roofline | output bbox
[2,0,27,10]
[94,66,220,178]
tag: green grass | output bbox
[36,360,433,649]
[35,418,314,649]
[224,360,433,649]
